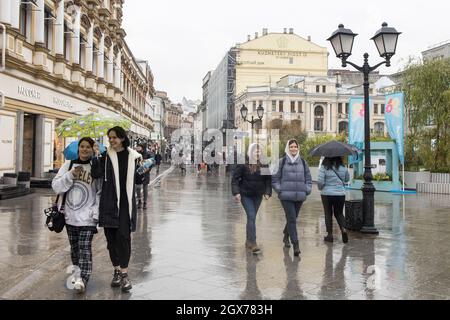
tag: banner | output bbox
[385,92,405,164]
[348,97,366,164]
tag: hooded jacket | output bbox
[272,140,312,202]
[91,147,142,232]
[52,159,101,227]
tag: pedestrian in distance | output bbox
[52,137,102,294]
[154,150,162,175]
[91,126,142,292]
[135,143,150,210]
[232,143,272,254]
[272,139,312,257]
[317,156,350,243]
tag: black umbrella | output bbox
[309,140,361,157]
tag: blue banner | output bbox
[385,92,405,164]
[348,97,366,164]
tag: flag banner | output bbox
[385,92,405,164]
[348,97,367,164]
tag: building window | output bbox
[338,103,343,114]
[290,101,296,113]
[289,57,293,64]
[345,103,349,114]
[259,100,263,109]
[338,121,348,134]
[279,101,284,112]
[44,7,53,50]
[374,104,378,114]
[322,85,326,93]
[64,23,70,61]
[19,3,31,41]
[272,100,276,112]
[252,101,256,112]
[381,104,385,114]
[316,85,320,93]
[79,35,86,69]
[374,122,384,136]
[314,105,324,131]
[298,101,302,113]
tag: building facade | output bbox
[164,103,182,142]
[150,91,167,149]
[422,40,450,62]
[235,75,388,137]
[205,28,328,133]
[0,0,154,177]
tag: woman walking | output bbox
[317,157,350,243]
[272,139,312,257]
[135,143,150,209]
[91,126,142,292]
[52,137,101,293]
[231,143,272,254]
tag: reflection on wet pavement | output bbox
[0,165,449,300]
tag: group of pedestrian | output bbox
[232,138,350,257]
[52,126,144,294]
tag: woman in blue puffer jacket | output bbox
[317,156,350,244]
[272,139,312,257]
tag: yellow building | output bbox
[235,28,328,95]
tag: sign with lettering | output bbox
[18,86,41,99]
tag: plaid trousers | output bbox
[66,225,96,284]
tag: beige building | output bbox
[235,28,328,96]
[0,0,154,177]
[235,75,388,137]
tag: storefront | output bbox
[0,72,118,177]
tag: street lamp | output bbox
[240,104,264,143]
[327,22,401,234]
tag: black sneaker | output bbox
[342,232,349,243]
[143,202,147,209]
[111,269,121,288]
[324,234,334,242]
[121,273,132,292]
[283,233,291,248]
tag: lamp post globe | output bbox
[240,104,248,120]
[371,22,401,66]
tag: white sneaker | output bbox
[73,277,85,293]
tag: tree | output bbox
[402,58,450,172]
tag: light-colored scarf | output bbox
[285,140,300,163]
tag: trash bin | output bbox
[17,171,31,188]
[345,200,363,231]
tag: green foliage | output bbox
[297,134,346,166]
[402,58,450,173]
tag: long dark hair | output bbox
[107,126,130,148]
[322,157,344,170]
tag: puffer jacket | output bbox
[272,156,312,202]
[317,165,350,196]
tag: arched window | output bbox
[338,121,348,134]
[314,105,324,131]
[374,122,385,136]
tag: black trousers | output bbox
[321,195,346,234]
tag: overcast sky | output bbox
[122,0,449,103]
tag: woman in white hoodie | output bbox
[52,137,101,293]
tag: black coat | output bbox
[231,164,272,197]
[91,148,142,232]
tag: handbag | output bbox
[44,160,74,233]
[44,193,68,233]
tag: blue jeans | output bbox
[241,195,263,243]
[281,200,303,243]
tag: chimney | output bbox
[262,28,268,36]
[247,35,251,41]
[289,28,294,34]
[283,28,287,34]
[307,35,311,41]
[255,32,258,39]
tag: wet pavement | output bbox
[0,164,449,300]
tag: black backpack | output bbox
[279,156,307,181]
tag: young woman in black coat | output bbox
[231,143,272,254]
[91,126,142,292]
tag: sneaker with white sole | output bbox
[73,277,85,293]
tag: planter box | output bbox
[349,179,402,192]
[402,171,431,190]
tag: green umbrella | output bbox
[56,113,131,138]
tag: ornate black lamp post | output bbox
[240,104,264,143]
[327,23,401,234]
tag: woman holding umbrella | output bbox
[311,141,353,243]
[91,126,142,292]
[52,137,101,293]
